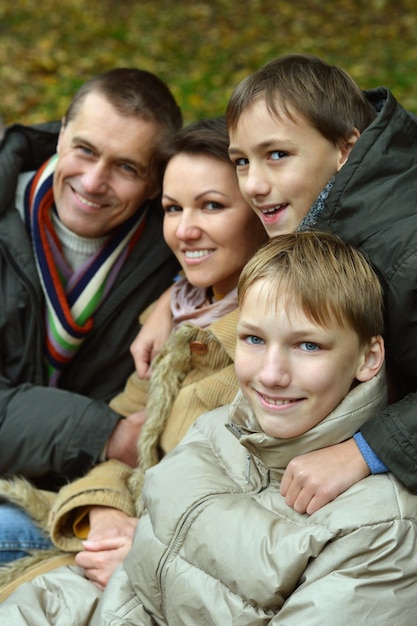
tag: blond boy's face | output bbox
[235,280,372,439]
[228,100,349,237]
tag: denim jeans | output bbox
[0,502,53,563]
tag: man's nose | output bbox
[82,161,109,194]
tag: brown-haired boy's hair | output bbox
[226,54,376,146]
[238,231,384,346]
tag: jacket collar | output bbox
[298,87,404,243]
[226,368,387,471]
[209,308,239,361]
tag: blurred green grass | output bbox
[1,0,417,125]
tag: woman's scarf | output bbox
[170,276,238,329]
[24,154,148,386]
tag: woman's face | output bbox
[162,153,267,296]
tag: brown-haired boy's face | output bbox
[228,99,349,238]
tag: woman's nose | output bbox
[175,212,202,241]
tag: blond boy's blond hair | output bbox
[238,231,384,346]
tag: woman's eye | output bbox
[205,201,224,211]
[163,204,182,214]
[300,342,319,352]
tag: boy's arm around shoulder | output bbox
[49,459,135,551]
[360,391,417,490]
[360,252,417,490]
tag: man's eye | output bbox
[76,145,94,156]
[300,342,319,352]
[120,163,137,175]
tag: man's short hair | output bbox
[63,68,182,186]
[65,68,182,137]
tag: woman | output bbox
[0,117,267,599]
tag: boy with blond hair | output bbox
[226,53,417,514]
[96,232,415,624]
[4,231,417,624]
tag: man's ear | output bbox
[337,128,361,171]
[355,335,385,382]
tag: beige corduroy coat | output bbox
[0,308,240,599]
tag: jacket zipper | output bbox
[158,484,257,612]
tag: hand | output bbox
[130,286,173,379]
[106,410,147,467]
[75,507,139,590]
[87,506,138,542]
[280,438,370,515]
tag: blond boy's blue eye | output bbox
[300,342,319,352]
[244,335,264,345]
[235,157,249,166]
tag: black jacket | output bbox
[0,122,179,489]
[315,87,417,489]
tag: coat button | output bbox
[189,340,208,355]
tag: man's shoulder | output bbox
[0,121,61,175]
[1,120,61,146]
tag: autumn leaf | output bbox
[1,0,416,126]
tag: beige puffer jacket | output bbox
[2,371,417,624]
[94,370,417,625]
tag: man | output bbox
[0,68,181,560]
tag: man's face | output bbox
[235,280,370,439]
[228,99,350,238]
[53,91,160,238]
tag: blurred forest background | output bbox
[1,0,417,127]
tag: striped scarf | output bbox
[24,154,148,386]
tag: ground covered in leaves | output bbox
[1,0,417,125]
